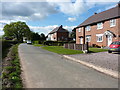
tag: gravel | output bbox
[67,52,119,71]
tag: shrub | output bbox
[43,41,73,46]
[5,66,16,72]
[33,40,39,44]
[2,40,18,59]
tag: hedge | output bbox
[43,41,76,46]
[2,40,18,58]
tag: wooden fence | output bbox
[64,43,88,51]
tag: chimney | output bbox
[60,25,63,28]
[94,12,97,15]
[118,1,120,7]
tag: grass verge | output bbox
[42,46,83,55]
[2,44,23,88]
[34,44,108,54]
[89,48,108,53]
[33,44,44,47]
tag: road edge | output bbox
[63,55,118,79]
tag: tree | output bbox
[70,28,76,40]
[40,33,46,41]
[31,32,41,41]
[3,21,31,42]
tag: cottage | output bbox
[47,25,69,41]
[76,3,120,47]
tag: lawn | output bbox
[33,44,44,47]
[42,46,83,55]
[89,47,108,53]
[34,44,108,54]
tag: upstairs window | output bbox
[78,28,81,32]
[85,26,91,31]
[110,19,116,27]
[97,22,103,29]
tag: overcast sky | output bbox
[0,0,119,36]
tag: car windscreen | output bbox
[111,41,120,45]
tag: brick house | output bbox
[47,25,69,41]
[76,4,120,47]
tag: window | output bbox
[78,28,81,32]
[86,35,91,42]
[110,19,116,27]
[96,34,103,42]
[85,26,91,31]
[97,22,103,29]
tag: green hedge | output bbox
[43,41,76,46]
[2,40,18,58]
[32,40,44,44]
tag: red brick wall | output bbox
[76,18,120,47]
[57,32,69,41]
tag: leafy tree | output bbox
[3,21,31,42]
[31,32,41,41]
[70,28,76,40]
[40,33,46,41]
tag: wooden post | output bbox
[74,44,76,50]
[86,42,89,52]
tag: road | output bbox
[18,44,118,88]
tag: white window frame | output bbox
[97,22,103,29]
[86,35,91,42]
[96,34,103,42]
[85,26,91,31]
[110,19,116,27]
[78,28,81,32]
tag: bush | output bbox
[2,44,23,88]
[43,41,72,46]
[2,40,18,59]
[33,40,39,44]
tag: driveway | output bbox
[67,52,119,72]
[18,44,118,88]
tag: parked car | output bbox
[27,40,32,44]
[108,41,120,53]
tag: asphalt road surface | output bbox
[18,44,118,88]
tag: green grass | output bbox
[2,44,23,88]
[89,48,108,53]
[34,44,108,54]
[33,44,44,47]
[42,46,83,55]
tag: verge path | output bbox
[18,44,118,88]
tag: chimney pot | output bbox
[94,12,97,15]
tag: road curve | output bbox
[18,43,118,88]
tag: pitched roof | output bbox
[49,25,69,34]
[77,5,120,28]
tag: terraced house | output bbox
[47,25,69,41]
[76,3,120,47]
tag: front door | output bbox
[107,35,112,46]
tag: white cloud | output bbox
[2,0,119,2]
[67,17,76,22]
[0,31,4,35]
[2,2,58,21]
[47,0,119,16]
[1,0,119,21]
[47,0,87,16]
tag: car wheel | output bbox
[108,51,112,53]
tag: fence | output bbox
[64,43,88,51]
